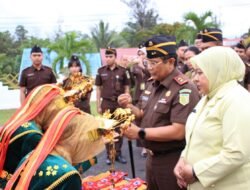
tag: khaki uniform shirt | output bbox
[138,69,200,153]
[19,65,57,96]
[95,65,129,111]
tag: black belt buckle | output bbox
[110,96,117,102]
[152,148,182,156]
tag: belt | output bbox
[147,148,183,157]
[102,96,118,102]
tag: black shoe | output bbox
[115,155,127,164]
[106,158,111,165]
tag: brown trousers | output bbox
[146,151,185,190]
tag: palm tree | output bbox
[48,32,92,75]
[90,20,127,50]
[183,11,220,40]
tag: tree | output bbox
[0,31,21,75]
[0,31,16,56]
[0,53,19,75]
[151,22,195,44]
[120,0,159,47]
[122,0,159,31]
[20,36,51,49]
[15,25,28,42]
[183,11,220,41]
[48,32,92,75]
[90,20,127,50]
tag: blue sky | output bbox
[0,0,249,38]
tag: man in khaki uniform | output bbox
[118,35,200,190]
[197,28,223,51]
[95,47,130,165]
[19,45,57,104]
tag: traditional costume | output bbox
[0,84,104,189]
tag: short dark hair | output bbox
[68,55,82,73]
[105,47,117,57]
[184,46,201,55]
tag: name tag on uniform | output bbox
[158,98,167,104]
[101,73,108,76]
[27,73,35,77]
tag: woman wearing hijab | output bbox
[174,46,250,189]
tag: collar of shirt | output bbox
[31,65,44,71]
[152,68,180,88]
[105,64,118,71]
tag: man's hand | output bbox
[123,123,140,140]
[118,93,132,108]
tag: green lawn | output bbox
[0,102,98,126]
[0,109,16,125]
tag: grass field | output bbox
[0,109,16,125]
[0,101,98,126]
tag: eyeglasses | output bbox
[144,59,163,67]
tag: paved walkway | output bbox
[83,139,146,180]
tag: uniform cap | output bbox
[145,35,177,58]
[105,46,117,55]
[198,28,223,43]
[30,45,43,54]
[178,40,188,48]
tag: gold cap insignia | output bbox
[148,41,153,47]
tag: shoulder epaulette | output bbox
[98,65,106,71]
[174,75,188,85]
[43,65,53,70]
[117,65,126,70]
[22,66,31,71]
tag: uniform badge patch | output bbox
[179,93,190,106]
[179,89,192,94]
[158,98,167,104]
[27,73,35,77]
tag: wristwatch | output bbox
[138,128,146,140]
